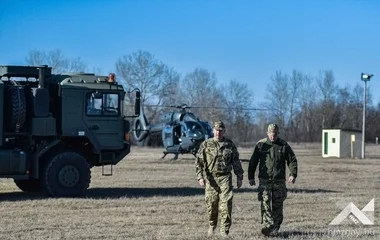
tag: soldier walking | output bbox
[248,124,298,236]
[195,120,244,237]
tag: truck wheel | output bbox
[14,179,41,192]
[43,152,91,197]
[5,87,26,132]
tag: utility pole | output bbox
[361,73,374,159]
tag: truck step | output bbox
[101,164,113,176]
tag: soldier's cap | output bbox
[267,123,279,133]
[214,120,225,130]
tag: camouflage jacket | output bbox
[195,137,244,181]
[248,137,298,181]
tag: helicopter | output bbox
[132,103,214,160]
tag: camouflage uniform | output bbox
[248,124,298,235]
[195,121,244,236]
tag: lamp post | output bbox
[361,73,374,159]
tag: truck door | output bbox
[83,91,124,150]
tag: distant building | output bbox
[322,129,362,158]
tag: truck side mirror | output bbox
[135,91,141,116]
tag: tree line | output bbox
[24,49,380,146]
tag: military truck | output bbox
[0,65,140,197]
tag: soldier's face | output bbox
[267,131,278,142]
[213,128,225,141]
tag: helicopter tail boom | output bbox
[150,123,165,133]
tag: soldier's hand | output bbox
[237,179,242,189]
[249,179,256,186]
[198,178,205,187]
[288,176,296,184]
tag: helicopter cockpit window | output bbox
[185,122,203,137]
[181,125,186,137]
[86,92,119,116]
[202,122,214,138]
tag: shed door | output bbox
[324,132,328,155]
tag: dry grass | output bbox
[1,143,380,239]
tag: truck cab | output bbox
[0,65,140,197]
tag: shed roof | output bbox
[323,128,361,133]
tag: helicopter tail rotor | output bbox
[133,104,150,143]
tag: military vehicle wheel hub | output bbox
[58,165,80,187]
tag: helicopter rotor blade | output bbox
[186,106,273,111]
[125,104,272,111]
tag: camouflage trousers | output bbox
[205,173,233,233]
[257,179,287,229]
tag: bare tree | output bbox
[335,87,357,129]
[25,49,87,73]
[251,111,271,142]
[181,68,217,105]
[296,73,318,142]
[264,71,290,137]
[366,102,380,143]
[287,70,303,139]
[160,68,181,106]
[91,66,105,75]
[115,50,180,121]
[220,79,255,142]
[317,69,337,102]
[316,69,338,128]
[180,68,225,122]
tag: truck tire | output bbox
[42,152,91,197]
[14,179,41,192]
[5,87,26,132]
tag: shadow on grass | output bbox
[0,192,46,202]
[86,186,205,198]
[275,230,327,238]
[0,187,205,201]
[0,186,341,202]
[235,187,340,194]
[288,188,341,194]
[275,229,378,238]
[88,186,341,198]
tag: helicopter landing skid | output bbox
[161,151,179,160]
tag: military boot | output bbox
[207,226,216,236]
[261,226,271,237]
[220,231,229,238]
[269,226,280,236]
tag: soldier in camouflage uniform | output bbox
[195,120,244,237]
[248,124,298,237]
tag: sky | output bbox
[1,0,380,105]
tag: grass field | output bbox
[0,143,379,239]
